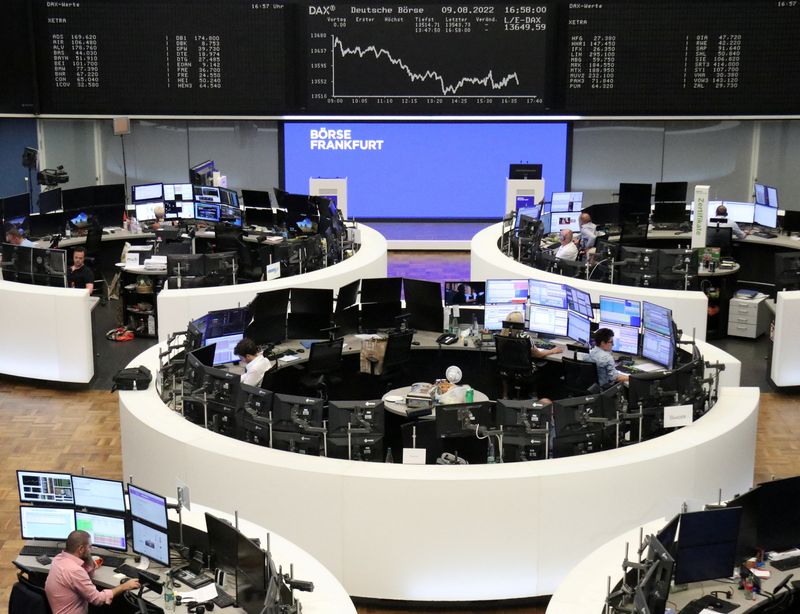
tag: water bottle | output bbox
[465,386,474,403]
[487,438,496,464]
[164,575,176,611]
[385,447,394,464]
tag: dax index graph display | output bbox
[304,3,555,112]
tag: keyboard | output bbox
[533,339,557,350]
[172,567,214,589]
[20,545,60,557]
[213,586,236,608]
[616,364,641,375]
[115,563,162,586]
[678,594,738,614]
[772,554,800,570]
[100,555,127,568]
[754,231,778,239]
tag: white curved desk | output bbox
[471,223,710,340]
[156,224,387,341]
[0,279,95,383]
[120,343,756,603]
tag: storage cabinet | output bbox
[727,296,771,339]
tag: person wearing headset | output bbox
[710,204,747,240]
[555,228,579,261]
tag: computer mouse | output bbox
[411,341,421,346]
[36,554,52,565]
[296,348,305,353]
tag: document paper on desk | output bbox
[176,582,218,602]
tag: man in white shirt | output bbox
[555,229,579,261]
[709,204,747,240]
[5,226,35,247]
[234,338,272,387]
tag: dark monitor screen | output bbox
[188,343,216,370]
[61,187,94,212]
[29,212,65,237]
[444,281,485,306]
[674,507,742,585]
[94,203,126,228]
[618,183,652,207]
[654,181,687,203]
[641,329,675,369]
[509,163,542,180]
[486,279,528,304]
[782,210,800,234]
[167,254,204,277]
[643,301,673,337]
[92,184,125,207]
[657,514,680,553]
[17,469,74,505]
[243,207,275,227]
[327,400,384,434]
[755,476,800,552]
[75,511,128,553]
[402,278,441,307]
[131,518,170,567]
[291,287,333,314]
[361,277,402,303]
[237,533,267,614]
[651,202,688,224]
[241,189,272,208]
[128,483,168,529]
[38,189,62,214]
[2,192,30,220]
[435,401,493,437]
[20,506,76,540]
[587,203,620,226]
[205,513,238,571]
[72,475,126,514]
[565,285,594,319]
[599,296,641,328]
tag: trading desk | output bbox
[119,335,752,603]
[14,502,355,614]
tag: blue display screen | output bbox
[284,122,568,219]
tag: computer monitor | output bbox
[132,183,163,203]
[327,400,385,434]
[402,278,441,306]
[642,301,673,337]
[204,512,239,572]
[72,475,126,514]
[495,399,550,431]
[219,187,240,208]
[20,506,76,540]
[204,252,236,279]
[484,304,523,331]
[443,281,485,306]
[326,433,385,462]
[599,322,640,355]
[753,476,800,552]
[485,279,528,304]
[528,279,567,309]
[195,203,221,223]
[204,333,244,366]
[237,533,268,614]
[549,211,581,234]
[775,252,800,290]
[164,200,195,220]
[94,203,126,228]
[516,205,542,228]
[551,191,583,213]
[243,207,275,227]
[135,202,161,222]
[271,394,324,432]
[2,192,30,222]
[241,189,272,208]
[162,183,193,202]
[128,483,168,529]
[193,185,221,204]
[707,201,754,225]
[657,514,680,554]
[271,431,322,456]
[131,518,170,567]
[167,254,204,278]
[654,181,687,204]
[17,470,74,505]
[587,202,621,227]
[528,304,568,337]
[673,507,742,585]
[782,210,800,234]
[618,183,652,208]
[38,189,62,214]
[361,277,402,303]
[28,212,65,238]
[754,204,778,229]
[435,402,493,438]
[75,511,127,552]
[754,182,779,208]
[651,202,688,224]
[599,296,641,328]
[508,163,542,180]
[564,285,593,319]
[567,311,591,346]
[641,329,675,369]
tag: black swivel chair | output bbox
[560,356,601,397]
[367,330,414,391]
[494,334,538,399]
[299,337,344,400]
[9,571,51,614]
[81,223,107,302]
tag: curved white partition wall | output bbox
[470,223,709,340]
[157,224,387,341]
[171,502,356,614]
[120,342,755,603]
[0,279,95,383]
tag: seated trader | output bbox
[577,212,597,250]
[235,337,273,387]
[68,246,94,293]
[586,328,629,386]
[5,226,34,247]
[554,229,579,261]
[501,311,564,360]
[45,529,140,614]
[709,204,747,240]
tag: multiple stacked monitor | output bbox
[610,475,800,614]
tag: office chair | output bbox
[9,571,51,614]
[366,330,414,390]
[299,337,344,400]
[559,356,600,397]
[82,222,108,303]
[494,334,538,399]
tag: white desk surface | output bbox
[381,385,490,417]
